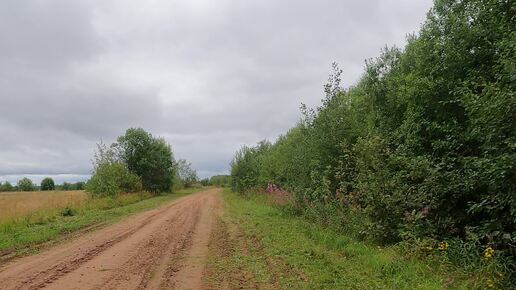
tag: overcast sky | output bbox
[0,0,432,184]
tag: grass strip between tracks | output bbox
[205,189,481,290]
[0,188,204,257]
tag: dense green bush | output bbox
[17,178,35,192]
[230,0,515,275]
[116,128,176,193]
[86,162,142,196]
[40,177,55,191]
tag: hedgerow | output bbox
[230,0,515,285]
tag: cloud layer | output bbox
[0,0,432,184]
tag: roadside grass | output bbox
[0,187,203,257]
[206,189,482,290]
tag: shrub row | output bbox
[230,0,515,277]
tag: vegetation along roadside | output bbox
[205,189,507,289]
[229,0,515,288]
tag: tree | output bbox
[209,175,231,187]
[17,177,34,191]
[176,159,198,188]
[40,177,55,191]
[0,181,13,192]
[62,182,71,191]
[75,181,85,190]
[116,128,176,193]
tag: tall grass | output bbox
[0,190,87,224]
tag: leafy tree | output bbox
[0,181,13,192]
[17,178,35,191]
[75,181,85,190]
[176,159,198,188]
[61,182,72,191]
[40,177,55,191]
[116,128,176,193]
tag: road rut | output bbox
[0,188,221,290]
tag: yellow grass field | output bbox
[0,190,88,223]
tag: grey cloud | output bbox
[0,0,432,180]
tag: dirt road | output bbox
[0,188,222,290]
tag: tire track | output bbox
[0,188,221,290]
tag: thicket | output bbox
[86,128,177,196]
[231,0,515,284]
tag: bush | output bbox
[86,162,142,196]
[40,177,55,191]
[17,178,35,192]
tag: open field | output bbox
[0,190,87,223]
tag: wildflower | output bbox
[438,241,448,251]
[425,246,433,251]
[483,246,495,259]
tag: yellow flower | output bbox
[483,246,495,259]
[438,241,449,251]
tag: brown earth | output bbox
[0,188,222,290]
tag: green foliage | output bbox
[85,128,181,196]
[0,181,13,192]
[209,175,231,187]
[61,182,72,191]
[75,182,85,190]
[116,128,176,193]
[214,190,490,289]
[40,178,55,191]
[17,178,35,192]
[200,178,210,186]
[175,159,198,188]
[230,141,271,192]
[86,162,142,196]
[230,0,515,277]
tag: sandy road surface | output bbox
[0,188,221,290]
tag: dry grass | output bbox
[0,190,87,223]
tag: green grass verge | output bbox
[0,188,203,254]
[207,189,484,290]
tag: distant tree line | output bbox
[0,177,85,192]
[230,0,515,277]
